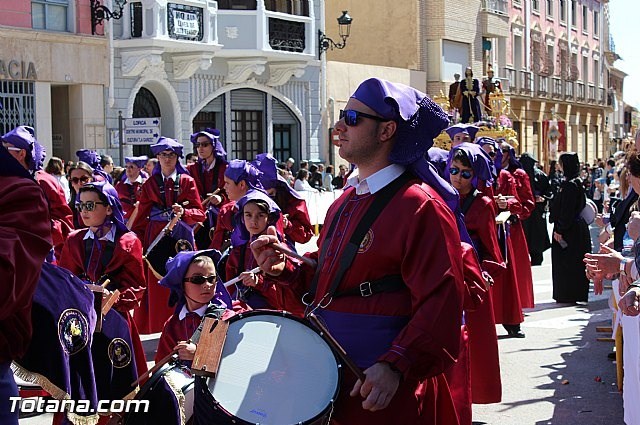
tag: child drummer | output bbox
[155,250,235,364]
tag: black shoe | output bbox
[507,329,526,338]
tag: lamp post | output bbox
[91,0,127,35]
[318,11,353,58]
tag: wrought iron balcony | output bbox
[519,70,533,94]
[564,80,574,100]
[576,82,585,100]
[552,77,562,98]
[588,84,596,102]
[481,0,508,14]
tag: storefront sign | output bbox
[168,3,203,41]
[124,117,161,145]
[0,60,37,80]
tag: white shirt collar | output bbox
[204,158,217,172]
[346,164,406,195]
[178,303,207,320]
[125,174,144,185]
[162,170,178,182]
[83,225,116,242]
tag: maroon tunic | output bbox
[132,173,205,334]
[58,228,148,376]
[494,170,524,324]
[36,170,74,259]
[277,179,463,425]
[187,160,228,204]
[226,243,305,317]
[209,201,235,251]
[281,194,314,245]
[115,178,145,221]
[0,175,52,363]
[459,194,503,404]
[507,168,536,308]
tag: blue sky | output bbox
[609,0,639,108]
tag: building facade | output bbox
[0,0,108,162]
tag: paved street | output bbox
[20,228,627,424]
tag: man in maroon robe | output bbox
[252,78,465,425]
[0,145,52,424]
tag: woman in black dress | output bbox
[521,153,551,265]
[549,152,592,303]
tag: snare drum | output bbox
[194,310,341,425]
[124,361,194,425]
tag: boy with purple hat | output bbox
[130,137,205,334]
[445,123,479,147]
[76,149,112,184]
[2,126,74,260]
[58,181,148,377]
[115,155,148,221]
[188,128,229,249]
[251,78,465,424]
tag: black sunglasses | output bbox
[195,142,211,149]
[183,275,217,285]
[488,151,496,158]
[76,201,107,212]
[449,167,473,179]
[501,148,510,153]
[70,175,92,185]
[339,109,389,127]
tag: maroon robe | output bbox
[226,243,305,317]
[507,168,536,308]
[459,193,503,404]
[187,160,229,204]
[58,228,148,376]
[115,178,145,221]
[276,178,463,425]
[132,173,205,334]
[209,201,235,251]
[281,194,314,245]
[36,170,74,259]
[493,170,524,324]
[0,175,52,364]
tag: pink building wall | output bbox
[0,0,100,36]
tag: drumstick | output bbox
[223,266,262,288]
[308,313,367,382]
[202,189,221,207]
[268,243,317,268]
[130,347,180,388]
[101,279,111,288]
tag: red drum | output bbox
[194,310,342,425]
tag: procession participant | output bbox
[501,143,536,309]
[1,126,73,261]
[251,78,464,424]
[459,67,482,124]
[476,137,525,337]
[208,159,264,251]
[445,124,479,148]
[448,73,461,112]
[114,155,148,222]
[0,145,52,425]
[187,128,229,249]
[155,250,234,363]
[255,152,314,247]
[447,144,504,405]
[68,161,95,228]
[520,153,552,266]
[225,190,305,316]
[481,66,501,114]
[58,181,147,376]
[131,137,205,334]
[76,149,111,183]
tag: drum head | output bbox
[208,312,340,425]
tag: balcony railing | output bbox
[588,84,596,102]
[598,87,606,105]
[552,77,562,98]
[537,75,548,96]
[501,67,516,94]
[576,82,585,100]
[564,80,574,100]
[481,0,508,14]
[519,70,533,94]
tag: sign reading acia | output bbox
[0,59,37,80]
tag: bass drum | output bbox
[194,310,341,425]
[123,361,194,425]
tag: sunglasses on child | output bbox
[70,175,92,184]
[183,275,217,285]
[76,201,107,212]
[449,167,473,179]
[339,109,390,127]
[194,142,211,149]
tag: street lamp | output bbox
[91,0,127,35]
[318,11,353,58]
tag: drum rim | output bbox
[208,309,343,425]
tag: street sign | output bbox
[124,117,161,145]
